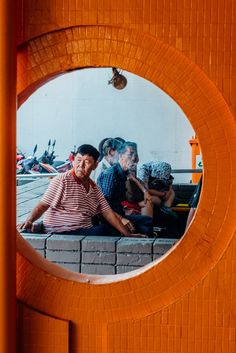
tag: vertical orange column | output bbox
[189,136,202,183]
[0,1,16,353]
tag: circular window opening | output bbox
[17,68,200,275]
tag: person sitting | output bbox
[91,138,122,182]
[97,142,153,236]
[123,161,152,217]
[137,161,176,218]
[17,144,146,238]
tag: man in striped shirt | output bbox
[18,144,146,238]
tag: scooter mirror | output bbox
[47,139,51,152]
[52,139,56,148]
[33,144,37,156]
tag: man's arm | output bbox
[128,174,152,205]
[148,188,166,198]
[102,208,147,238]
[17,201,49,232]
[137,163,150,189]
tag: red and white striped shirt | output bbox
[41,170,111,233]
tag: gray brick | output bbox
[53,262,81,272]
[47,234,84,250]
[82,236,120,252]
[117,238,154,253]
[153,238,177,254]
[82,251,116,265]
[22,233,49,249]
[81,264,115,275]
[46,250,81,263]
[117,253,152,266]
[116,265,141,274]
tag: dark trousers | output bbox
[57,215,152,237]
[125,215,153,236]
[58,224,115,236]
[101,214,153,236]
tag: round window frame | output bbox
[16,26,236,323]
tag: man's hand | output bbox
[102,209,148,238]
[17,201,49,233]
[127,173,136,181]
[121,217,135,233]
[17,220,33,232]
[144,191,152,205]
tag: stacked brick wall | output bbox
[22,233,176,275]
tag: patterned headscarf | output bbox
[150,162,173,181]
[137,161,174,188]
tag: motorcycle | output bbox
[16,140,74,175]
[16,148,25,163]
[16,144,39,174]
[37,139,73,174]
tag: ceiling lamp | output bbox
[108,67,127,90]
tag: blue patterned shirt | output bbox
[97,163,128,215]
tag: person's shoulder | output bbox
[92,181,104,195]
[100,164,117,176]
[89,178,96,188]
[101,157,111,169]
[53,171,72,182]
[97,164,118,186]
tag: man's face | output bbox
[119,147,139,171]
[109,149,119,165]
[73,153,97,179]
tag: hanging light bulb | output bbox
[108,67,127,90]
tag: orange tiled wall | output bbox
[16,1,236,353]
[17,0,235,115]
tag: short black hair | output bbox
[118,141,137,155]
[102,138,122,156]
[76,144,100,162]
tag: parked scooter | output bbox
[37,139,55,164]
[37,140,72,174]
[16,145,39,174]
[16,140,74,175]
[69,145,77,163]
[16,148,25,163]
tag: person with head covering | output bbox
[137,161,176,217]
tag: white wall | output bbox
[17,68,195,182]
